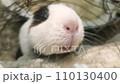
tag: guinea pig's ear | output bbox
[30,6,49,27]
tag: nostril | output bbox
[66,27,70,30]
[64,26,71,33]
[76,26,79,32]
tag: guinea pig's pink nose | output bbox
[64,25,79,33]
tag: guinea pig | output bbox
[19,3,84,56]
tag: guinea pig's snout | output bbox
[64,24,79,34]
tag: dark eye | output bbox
[41,13,48,21]
[30,6,49,27]
[33,6,49,23]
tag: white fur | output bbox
[19,18,33,54]
[19,4,84,55]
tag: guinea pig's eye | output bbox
[42,13,48,21]
[33,6,49,24]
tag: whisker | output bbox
[85,31,102,38]
[84,38,99,46]
[84,35,103,44]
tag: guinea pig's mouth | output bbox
[58,40,80,52]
